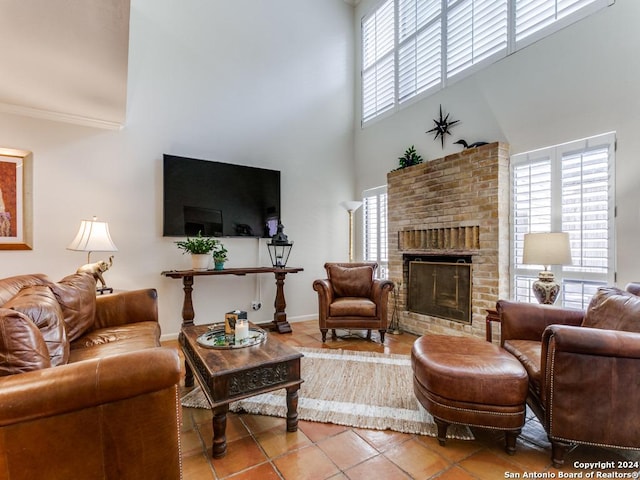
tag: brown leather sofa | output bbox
[313,262,394,343]
[0,273,182,480]
[497,283,640,468]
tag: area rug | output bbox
[180,347,473,440]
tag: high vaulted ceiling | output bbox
[0,0,130,129]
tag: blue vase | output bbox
[214,261,224,271]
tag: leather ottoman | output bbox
[411,335,528,454]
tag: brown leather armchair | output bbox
[313,262,394,343]
[497,283,640,468]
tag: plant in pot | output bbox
[175,231,219,271]
[212,244,228,271]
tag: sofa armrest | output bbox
[93,288,158,330]
[497,300,584,345]
[0,347,182,479]
[0,347,180,425]
[539,325,640,447]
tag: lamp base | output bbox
[532,271,560,305]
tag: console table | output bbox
[161,267,303,334]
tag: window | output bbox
[361,0,613,124]
[363,186,389,278]
[511,132,615,309]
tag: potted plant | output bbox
[213,243,228,271]
[396,145,424,169]
[175,231,219,271]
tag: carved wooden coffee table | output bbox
[179,323,303,458]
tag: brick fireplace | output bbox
[387,142,510,339]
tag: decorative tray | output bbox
[196,323,267,349]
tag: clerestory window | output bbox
[362,0,614,125]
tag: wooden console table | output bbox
[161,267,303,334]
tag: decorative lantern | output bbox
[267,223,293,268]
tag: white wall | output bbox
[0,0,355,338]
[353,0,640,287]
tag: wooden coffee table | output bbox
[179,323,303,458]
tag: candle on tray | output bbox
[235,319,249,343]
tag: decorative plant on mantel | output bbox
[396,145,424,170]
[175,231,219,271]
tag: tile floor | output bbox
[166,320,639,479]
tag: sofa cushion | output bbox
[68,322,161,363]
[49,273,97,342]
[0,274,50,306]
[0,308,51,376]
[327,265,374,298]
[4,286,69,366]
[582,287,640,333]
[503,339,542,396]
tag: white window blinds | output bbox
[447,0,508,78]
[362,0,613,125]
[362,0,396,122]
[511,132,615,308]
[363,186,389,278]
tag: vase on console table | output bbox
[191,254,211,271]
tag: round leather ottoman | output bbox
[411,335,528,454]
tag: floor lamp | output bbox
[340,201,362,263]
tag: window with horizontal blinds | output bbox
[515,0,612,48]
[361,0,612,125]
[510,132,615,308]
[447,0,508,78]
[362,0,395,122]
[363,186,389,278]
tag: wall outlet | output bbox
[251,301,262,311]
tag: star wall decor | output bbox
[426,105,459,148]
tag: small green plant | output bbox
[213,244,228,262]
[175,231,218,255]
[397,145,424,169]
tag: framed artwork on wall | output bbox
[0,148,33,250]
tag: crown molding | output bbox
[0,102,124,130]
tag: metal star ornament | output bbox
[426,105,459,148]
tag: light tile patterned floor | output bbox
[165,320,638,479]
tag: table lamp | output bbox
[67,216,118,293]
[523,232,572,305]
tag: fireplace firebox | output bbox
[406,255,472,324]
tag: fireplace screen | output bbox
[408,261,472,324]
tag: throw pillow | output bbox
[49,273,97,342]
[4,286,70,366]
[582,287,640,333]
[327,265,374,298]
[0,308,51,376]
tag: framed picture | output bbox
[0,148,33,250]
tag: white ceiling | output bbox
[0,0,130,129]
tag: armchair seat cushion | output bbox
[68,321,161,362]
[329,297,376,317]
[502,339,541,395]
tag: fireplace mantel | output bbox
[387,142,510,339]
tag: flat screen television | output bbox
[163,154,281,238]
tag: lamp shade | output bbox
[523,232,572,266]
[340,201,362,212]
[67,217,118,253]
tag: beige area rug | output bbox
[181,347,473,440]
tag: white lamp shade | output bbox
[67,218,118,252]
[340,201,363,212]
[523,232,571,266]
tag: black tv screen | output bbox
[163,155,281,238]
